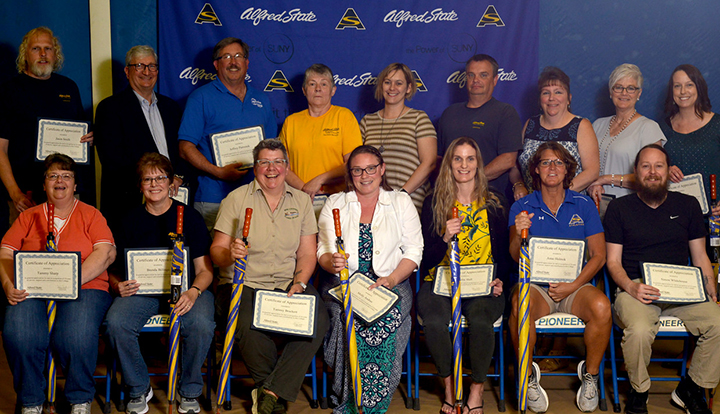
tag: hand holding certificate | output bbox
[641,262,707,304]
[14,251,82,300]
[125,248,189,295]
[210,125,264,169]
[36,118,90,164]
[328,272,399,324]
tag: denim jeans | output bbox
[105,292,215,398]
[3,288,112,406]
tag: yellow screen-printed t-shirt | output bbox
[426,200,493,281]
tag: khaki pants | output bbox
[614,286,720,392]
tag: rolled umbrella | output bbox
[46,203,57,414]
[168,205,185,414]
[518,211,532,414]
[450,207,463,414]
[216,208,253,413]
[332,208,362,412]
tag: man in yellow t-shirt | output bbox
[279,64,362,196]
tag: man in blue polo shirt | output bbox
[179,37,277,230]
[508,142,610,413]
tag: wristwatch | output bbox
[295,281,307,292]
[191,285,202,296]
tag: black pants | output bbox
[215,283,329,401]
[417,281,505,383]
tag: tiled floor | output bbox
[0,336,717,414]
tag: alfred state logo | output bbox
[195,3,222,26]
[264,71,294,92]
[336,8,366,30]
[477,5,505,27]
[411,70,428,92]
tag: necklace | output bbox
[378,105,406,153]
[599,110,636,173]
[547,193,565,216]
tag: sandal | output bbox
[462,402,483,414]
[440,400,455,414]
[537,350,569,372]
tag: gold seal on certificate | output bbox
[171,186,189,205]
[210,125,265,169]
[252,290,317,337]
[641,262,707,304]
[528,237,585,284]
[432,264,495,298]
[668,173,709,214]
[36,118,90,164]
[14,251,81,300]
[125,248,189,295]
[328,272,400,324]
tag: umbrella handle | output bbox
[520,210,529,240]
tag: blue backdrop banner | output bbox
[158,1,539,133]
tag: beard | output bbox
[27,61,54,79]
[637,177,669,204]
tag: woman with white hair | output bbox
[588,64,666,201]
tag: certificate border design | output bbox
[432,264,495,298]
[668,173,708,215]
[36,118,90,164]
[210,125,265,169]
[252,290,317,337]
[171,186,189,205]
[641,262,707,304]
[125,248,190,295]
[327,271,400,324]
[528,236,585,284]
[15,251,81,300]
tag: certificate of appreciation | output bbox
[641,262,707,304]
[328,272,400,324]
[125,248,189,295]
[210,125,264,169]
[15,251,81,300]
[668,173,709,214]
[528,237,585,284]
[252,290,317,337]
[432,264,495,298]
[36,118,90,164]
[171,186,189,205]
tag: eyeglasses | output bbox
[141,175,169,185]
[215,53,247,62]
[612,85,640,94]
[256,159,288,168]
[350,164,381,177]
[539,159,566,168]
[128,63,159,72]
[46,173,74,181]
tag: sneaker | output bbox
[625,389,648,414]
[177,396,200,414]
[257,387,279,414]
[526,362,549,413]
[251,388,259,414]
[127,386,153,414]
[576,360,599,412]
[671,376,712,414]
[70,402,92,414]
[272,398,287,414]
[21,407,42,414]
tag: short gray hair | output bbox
[608,63,643,91]
[303,63,335,89]
[252,139,288,164]
[125,45,158,66]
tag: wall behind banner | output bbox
[0,0,719,127]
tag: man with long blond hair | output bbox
[0,27,94,236]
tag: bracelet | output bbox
[191,285,202,296]
[611,174,615,188]
[512,182,525,191]
[619,175,624,188]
